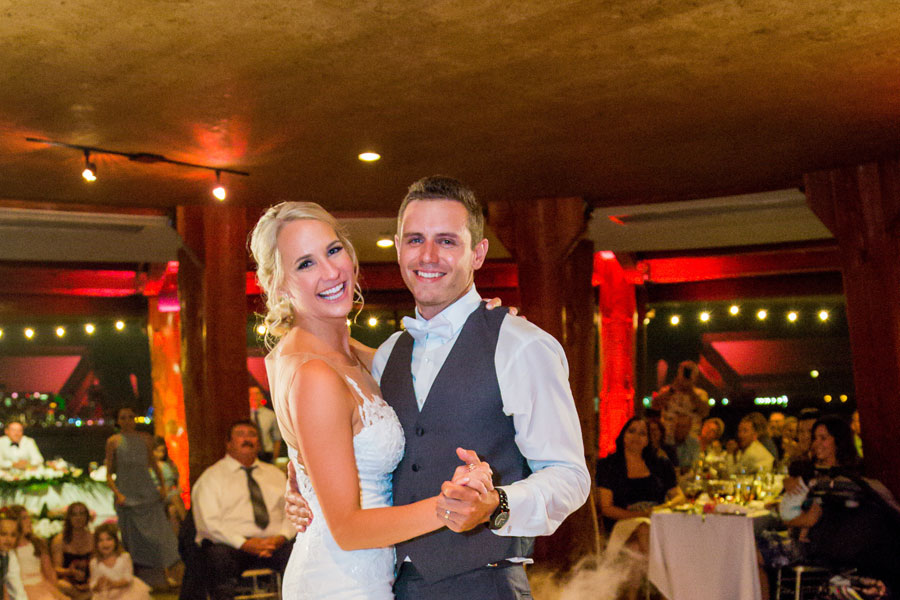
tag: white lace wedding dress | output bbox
[267,351,405,600]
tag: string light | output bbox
[699,311,711,323]
[810,370,819,378]
[729,305,740,316]
[84,323,96,335]
[818,310,830,322]
[256,324,267,335]
[55,326,66,338]
[824,394,832,403]
[24,328,35,339]
[756,309,768,321]
[839,394,848,402]
[0,328,4,339]
[114,320,125,331]
[367,316,378,327]
[670,315,680,326]
[787,311,798,322]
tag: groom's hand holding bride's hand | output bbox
[436,447,500,533]
[285,461,313,533]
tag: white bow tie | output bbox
[401,315,454,343]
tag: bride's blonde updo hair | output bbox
[249,201,361,348]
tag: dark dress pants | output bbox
[200,539,293,600]
[393,561,533,600]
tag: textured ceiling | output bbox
[2,0,899,213]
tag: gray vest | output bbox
[381,302,534,583]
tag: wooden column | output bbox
[147,298,190,506]
[805,157,900,498]
[489,196,600,569]
[177,205,249,482]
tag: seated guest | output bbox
[50,503,93,600]
[0,421,44,470]
[765,417,900,597]
[749,412,779,461]
[8,506,66,600]
[699,417,725,459]
[596,417,685,555]
[89,523,151,600]
[1,508,28,600]
[192,421,295,600]
[647,415,677,465]
[778,416,800,466]
[726,415,775,473]
[672,412,701,471]
[768,411,786,457]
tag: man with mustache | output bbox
[192,421,296,600]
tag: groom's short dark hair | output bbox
[397,176,485,248]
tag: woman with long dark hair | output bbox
[50,503,93,600]
[596,416,684,555]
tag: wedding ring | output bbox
[467,463,478,472]
[443,510,451,520]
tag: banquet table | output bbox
[648,510,764,600]
[0,468,116,525]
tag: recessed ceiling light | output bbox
[376,237,394,248]
[358,152,381,162]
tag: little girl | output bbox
[88,524,150,600]
[8,506,67,600]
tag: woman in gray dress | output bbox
[104,407,180,587]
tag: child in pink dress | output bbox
[8,506,67,600]
[88,524,150,600]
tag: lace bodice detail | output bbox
[266,345,403,599]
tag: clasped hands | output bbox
[241,535,287,558]
[284,447,499,534]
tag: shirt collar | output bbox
[412,285,482,336]
[224,454,259,472]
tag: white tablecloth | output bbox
[648,511,761,600]
[0,480,116,524]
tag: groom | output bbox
[292,176,590,599]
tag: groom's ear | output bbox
[472,238,489,270]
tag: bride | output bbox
[249,202,493,599]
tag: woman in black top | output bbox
[596,416,684,554]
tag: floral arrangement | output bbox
[0,460,89,493]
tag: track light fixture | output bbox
[81,150,97,182]
[26,137,249,198]
[212,170,227,201]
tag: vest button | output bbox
[411,463,420,472]
[415,426,425,437]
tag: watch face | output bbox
[492,512,509,529]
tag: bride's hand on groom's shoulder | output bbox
[285,461,313,533]
[485,298,521,318]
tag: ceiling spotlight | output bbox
[82,150,97,182]
[818,310,830,322]
[55,326,66,338]
[699,311,711,323]
[212,170,227,201]
[114,320,125,331]
[358,152,381,162]
[84,323,96,335]
[669,315,680,326]
[376,237,394,248]
[787,311,798,322]
[729,305,740,316]
[367,316,378,327]
[824,394,832,403]
[756,309,768,320]
[839,394,848,402]
[24,327,35,339]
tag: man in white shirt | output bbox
[248,386,281,463]
[727,415,775,473]
[192,421,295,600]
[288,176,590,599]
[0,421,44,470]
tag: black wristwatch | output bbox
[488,488,509,530]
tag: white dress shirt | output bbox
[0,436,44,469]
[192,455,296,548]
[2,550,27,600]
[727,439,775,473]
[373,285,591,538]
